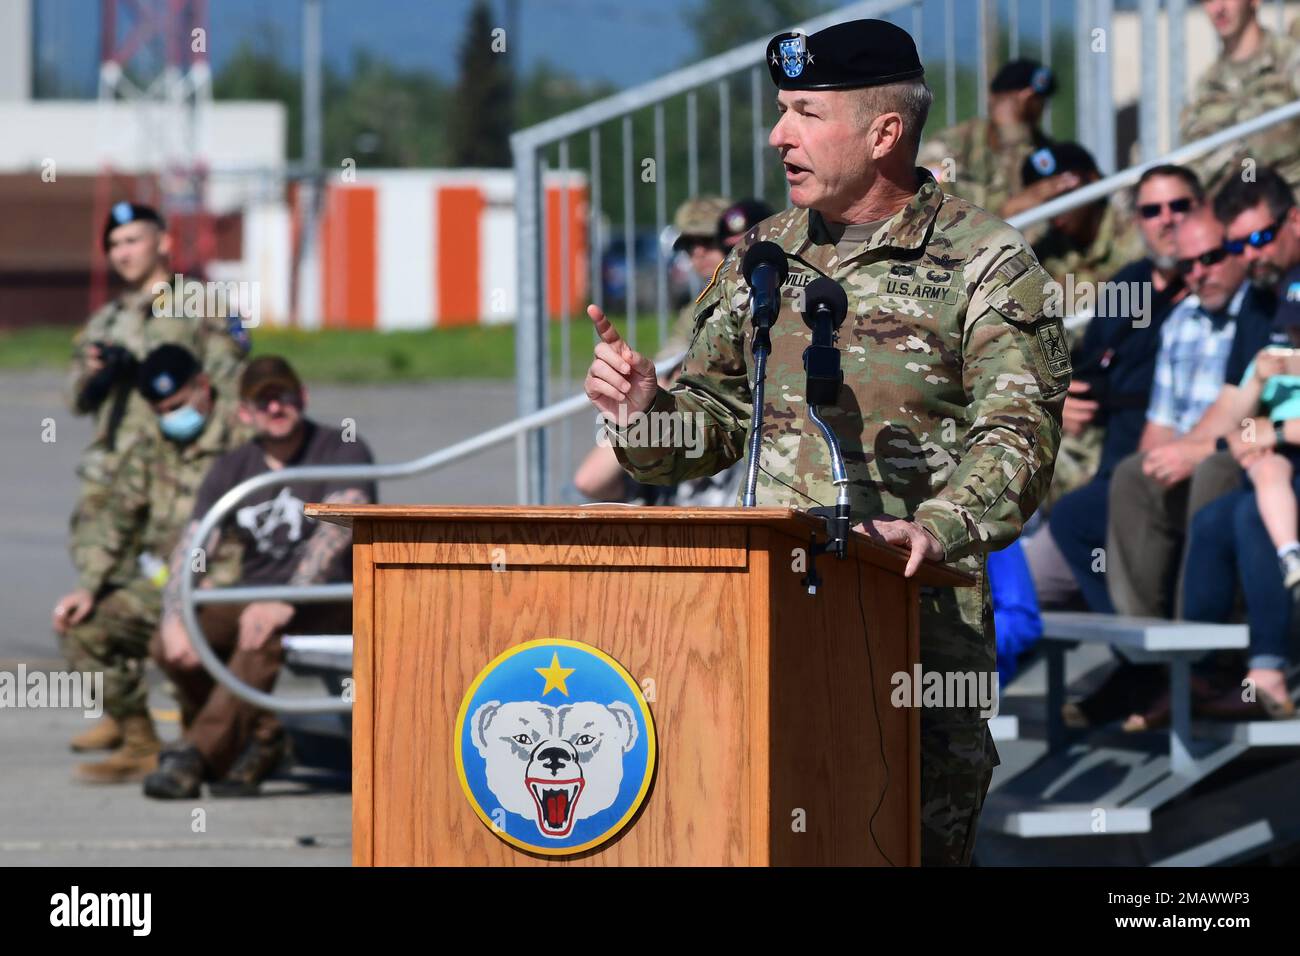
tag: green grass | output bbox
[0,315,676,384]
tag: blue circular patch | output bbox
[1031,147,1057,176]
[454,639,656,856]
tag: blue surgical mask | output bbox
[159,404,207,442]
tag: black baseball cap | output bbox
[137,344,200,402]
[991,59,1057,97]
[1021,141,1099,187]
[103,201,165,251]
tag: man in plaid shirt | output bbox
[1107,207,1274,620]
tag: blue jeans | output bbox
[1181,485,1294,670]
[1049,476,1115,614]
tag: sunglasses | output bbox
[1175,247,1230,275]
[246,389,301,411]
[1223,215,1289,255]
[1137,198,1194,219]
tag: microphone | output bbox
[739,241,789,508]
[742,241,789,333]
[801,277,848,406]
[798,277,852,587]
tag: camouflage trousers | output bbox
[59,576,161,721]
[920,710,998,866]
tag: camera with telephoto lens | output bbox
[79,341,139,410]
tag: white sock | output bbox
[1278,542,1300,559]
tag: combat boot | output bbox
[74,715,161,784]
[143,745,206,800]
[69,714,123,752]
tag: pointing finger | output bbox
[588,304,624,347]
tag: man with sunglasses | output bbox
[1026,166,1199,618]
[1104,208,1275,623]
[144,356,376,800]
[1182,0,1300,196]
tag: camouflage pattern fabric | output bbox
[674,196,730,239]
[918,117,1050,216]
[65,395,249,721]
[609,167,1067,864]
[73,392,249,597]
[66,289,249,584]
[59,576,160,721]
[1180,27,1300,196]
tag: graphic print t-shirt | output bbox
[192,419,377,585]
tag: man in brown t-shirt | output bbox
[145,356,376,799]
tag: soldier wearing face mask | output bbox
[53,344,250,784]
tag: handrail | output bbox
[178,354,687,714]
[1007,99,1300,232]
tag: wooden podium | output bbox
[307,504,972,866]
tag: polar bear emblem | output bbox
[470,699,640,838]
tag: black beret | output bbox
[991,59,1057,97]
[1021,141,1099,187]
[103,201,165,251]
[137,344,200,403]
[767,19,923,91]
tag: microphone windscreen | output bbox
[804,277,849,328]
[741,241,789,287]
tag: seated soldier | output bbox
[52,344,248,783]
[144,356,376,799]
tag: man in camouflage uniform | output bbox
[584,20,1066,865]
[66,202,248,589]
[1181,0,1300,196]
[1025,143,1146,503]
[52,345,248,783]
[663,198,773,357]
[918,59,1062,219]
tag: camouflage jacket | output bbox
[74,391,250,596]
[66,287,249,487]
[918,118,1050,217]
[610,168,1067,675]
[1181,27,1300,195]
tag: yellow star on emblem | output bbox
[535,652,576,697]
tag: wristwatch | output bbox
[1215,436,1229,453]
[1275,419,1288,448]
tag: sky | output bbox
[34,0,710,95]
[32,0,1084,99]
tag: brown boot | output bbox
[75,715,162,784]
[69,714,123,752]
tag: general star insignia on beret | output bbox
[778,35,807,78]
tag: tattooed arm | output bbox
[288,487,370,586]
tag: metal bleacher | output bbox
[977,612,1300,865]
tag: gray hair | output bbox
[852,79,933,159]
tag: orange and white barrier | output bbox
[273,169,588,330]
